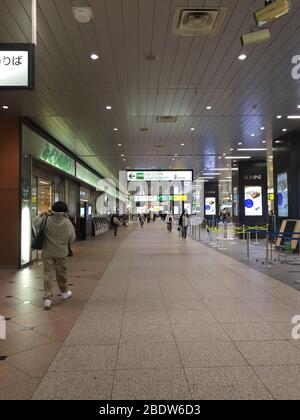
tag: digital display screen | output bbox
[244,186,263,216]
[80,207,85,218]
[277,173,288,217]
[205,197,216,216]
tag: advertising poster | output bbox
[277,173,289,217]
[205,197,216,216]
[244,186,263,216]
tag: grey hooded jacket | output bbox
[34,212,76,258]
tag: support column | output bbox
[0,117,21,268]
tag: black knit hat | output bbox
[52,201,68,213]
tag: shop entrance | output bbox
[37,179,52,214]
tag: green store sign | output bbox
[41,144,74,174]
[136,172,145,180]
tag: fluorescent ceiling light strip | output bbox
[225,156,251,160]
[287,116,300,119]
[237,148,267,151]
[203,173,221,176]
[207,168,231,171]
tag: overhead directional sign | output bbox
[0,43,35,89]
[127,170,193,182]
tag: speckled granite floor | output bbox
[1,221,300,400]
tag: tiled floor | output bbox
[1,221,300,400]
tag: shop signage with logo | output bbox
[0,43,35,89]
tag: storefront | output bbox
[20,121,108,267]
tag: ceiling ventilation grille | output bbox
[156,116,178,123]
[172,7,228,36]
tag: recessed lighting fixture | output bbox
[275,140,281,144]
[262,140,266,144]
[118,143,122,147]
[223,153,226,156]
[225,156,251,160]
[218,156,222,159]
[238,142,242,145]
[2,105,8,110]
[172,158,176,161]
[237,148,267,151]
[230,148,234,151]
[282,128,287,132]
[190,128,195,131]
[260,127,265,130]
[90,53,99,60]
[251,133,255,137]
[238,54,247,61]
[113,128,118,131]
[276,115,282,119]
[206,106,212,110]
[106,105,112,110]
[181,143,185,146]
[123,159,126,162]
[121,154,125,157]
[287,115,300,119]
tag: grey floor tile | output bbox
[209,307,263,323]
[124,299,165,312]
[64,324,121,345]
[223,322,284,341]
[116,342,182,370]
[235,340,300,366]
[254,365,300,400]
[185,367,272,400]
[112,369,191,400]
[49,344,118,371]
[120,324,175,344]
[172,323,230,343]
[32,371,114,400]
[122,311,170,326]
[168,309,217,325]
[178,341,247,368]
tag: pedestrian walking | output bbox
[33,201,76,310]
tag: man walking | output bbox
[34,201,76,310]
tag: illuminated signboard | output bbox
[277,173,289,217]
[127,171,193,182]
[0,43,35,89]
[244,186,263,216]
[205,197,216,216]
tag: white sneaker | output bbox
[61,290,72,300]
[44,299,52,310]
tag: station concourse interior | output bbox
[1,0,300,401]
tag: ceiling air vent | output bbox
[156,116,178,123]
[172,7,228,36]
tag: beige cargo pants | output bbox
[43,258,68,299]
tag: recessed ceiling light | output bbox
[106,105,112,110]
[123,159,126,162]
[218,156,222,159]
[2,105,8,110]
[238,142,242,145]
[275,140,281,144]
[181,143,185,146]
[190,128,195,131]
[121,154,125,157]
[206,106,212,110]
[90,53,99,60]
[251,133,255,137]
[172,158,176,161]
[282,128,287,132]
[113,128,118,131]
[118,143,122,147]
[297,105,300,109]
[276,115,282,119]
[238,54,247,61]
[262,140,266,144]
[260,127,265,130]
[230,148,234,151]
